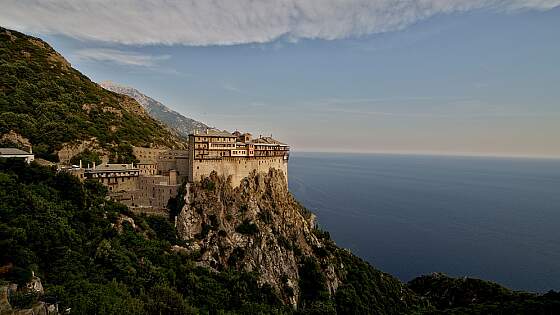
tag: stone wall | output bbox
[114,171,179,211]
[133,147,167,164]
[157,158,188,175]
[97,175,138,192]
[190,156,288,187]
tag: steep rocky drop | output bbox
[176,169,420,311]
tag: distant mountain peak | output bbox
[99,81,208,138]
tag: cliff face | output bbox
[0,275,60,315]
[176,169,421,312]
[177,169,337,305]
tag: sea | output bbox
[288,152,560,293]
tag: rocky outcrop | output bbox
[56,139,108,164]
[0,131,31,150]
[0,275,59,315]
[176,169,341,305]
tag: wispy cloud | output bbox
[222,83,243,94]
[1,0,558,46]
[299,97,560,118]
[320,107,560,118]
[72,48,170,67]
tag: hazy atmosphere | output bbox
[2,0,559,157]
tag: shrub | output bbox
[235,219,259,235]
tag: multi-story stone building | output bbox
[133,146,189,182]
[84,163,140,192]
[60,129,290,214]
[188,129,289,186]
[113,169,180,215]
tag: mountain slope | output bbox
[100,81,208,138]
[0,27,185,161]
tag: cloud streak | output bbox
[1,0,559,46]
[72,48,170,67]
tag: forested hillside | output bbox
[0,27,184,161]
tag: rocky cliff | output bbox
[176,169,422,312]
[0,275,60,315]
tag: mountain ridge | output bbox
[99,81,208,138]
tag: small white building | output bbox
[0,148,35,163]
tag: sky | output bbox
[1,1,560,157]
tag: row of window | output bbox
[193,137,235,142]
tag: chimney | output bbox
[79,160,82,169]
[206,128,209,135]
[93,161,96,169]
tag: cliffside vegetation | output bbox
[409,273,560,314]
[0,27,183,161]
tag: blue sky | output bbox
[2,1,559,157]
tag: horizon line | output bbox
[290,149,560,160]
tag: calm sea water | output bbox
[288,152,560,293]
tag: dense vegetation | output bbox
[0,27,181,161]
[409,273,560,314]
[307,229,427,314]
